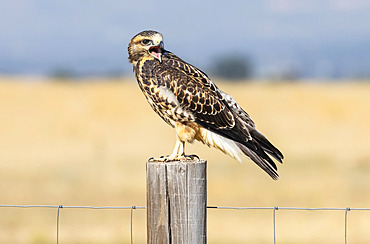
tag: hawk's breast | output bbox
[134,58,195,127]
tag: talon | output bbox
[148,154,199,162]
[148,156,167,162]
[190,154,200,159]
[148,155,174,162]
[183,154,199,160]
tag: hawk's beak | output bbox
[149,41,164,63]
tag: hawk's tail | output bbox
[236,128,283,180]
[196,127,245,163]
[196,127,282,180]
[249,129,284,163]
[237,142,280,180]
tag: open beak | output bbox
[149,41,164,62]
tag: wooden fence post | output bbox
[146,159,207,244]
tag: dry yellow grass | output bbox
[0,76,369,243]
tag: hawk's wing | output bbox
[153,52,283,179]
[156,52,250,142]
[162,52,255,126]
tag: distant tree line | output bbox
[210,54,253,80]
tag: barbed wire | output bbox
[0,204,369,243]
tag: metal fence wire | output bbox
[0,204,369,243]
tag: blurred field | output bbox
[0,76,369,243]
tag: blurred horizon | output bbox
[1,0,370,80]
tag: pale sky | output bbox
[1,0,369,78]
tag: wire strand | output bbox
[1,204,369,243]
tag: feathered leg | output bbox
[149,122,200,162]
[168,137,185,159]
[148,137,186,162]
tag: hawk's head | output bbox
[128,30,164,64]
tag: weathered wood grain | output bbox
[147,159,207,244]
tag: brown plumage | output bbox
[128,30,283,180]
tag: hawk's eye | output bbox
[141,39,152,46]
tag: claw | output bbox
[148,155,170,162]
[169,154,200,161]
[148,156,165,162]
[185,154,199,160]
[148,154,200,162]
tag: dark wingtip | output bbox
[249,129,284,164]
[271,172,280,181]
[237,142,280,180]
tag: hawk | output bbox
[128,30,283,180]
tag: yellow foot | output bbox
[148,154,199,162]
